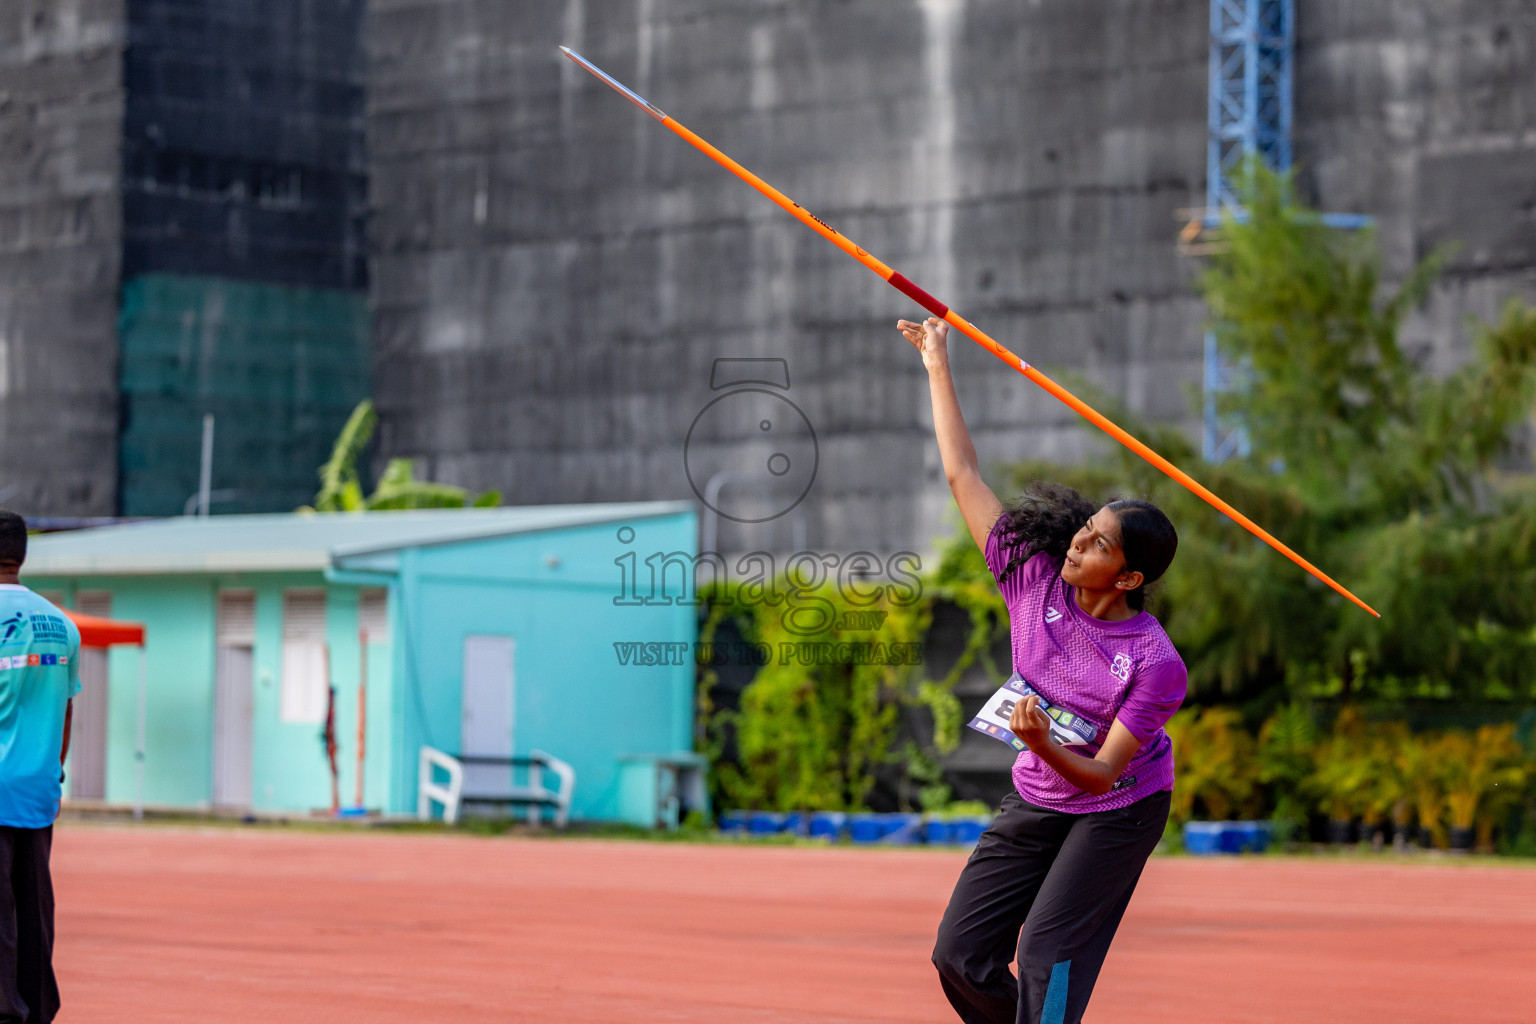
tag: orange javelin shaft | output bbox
[560,46,1379,618]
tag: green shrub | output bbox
[1166,706,1261,823]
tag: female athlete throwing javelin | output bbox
[899,315,1186,1024]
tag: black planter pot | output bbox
[1326,819,1355,845]
[1448,826,1476,851]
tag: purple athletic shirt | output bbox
[983,515,1187,813]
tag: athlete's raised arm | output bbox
[900,316,1003,551]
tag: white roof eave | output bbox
[23,550,333,578]
[21,501,698,579]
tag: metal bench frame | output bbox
[417,746,575,827]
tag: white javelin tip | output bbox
[558,45,667,122]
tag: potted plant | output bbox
[1167,707,1262,853]
[1361,723,1411,850]
[1305,707,1374,846]
[1372,725,1418,850]
[1440,724,1531,852]
[1473,725,1530,851]
[1439,730,1482,851]
[1397,729,1449,849]
[1256,702,1317,848]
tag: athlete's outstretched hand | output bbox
[1009,694,1053,752]
[898,316,949,373]
[906,312,1002,552]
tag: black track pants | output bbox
[0,826,58,1024]
[932,788,1170,1024]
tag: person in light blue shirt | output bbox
[0,511,79,1024]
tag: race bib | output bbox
[967,672,1101,750]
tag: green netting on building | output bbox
[118,273,369,516]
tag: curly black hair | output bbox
[992,483,1177,612]
[991,481,1100,579]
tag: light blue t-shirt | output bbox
[0,584,82,828]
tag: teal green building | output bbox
[26,503,698,821]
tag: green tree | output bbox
[1000,164,1536,713]
[1255,700,1318,841]
[697,575,927,812]
[1165,706,1261,823]
[301,400,501,512]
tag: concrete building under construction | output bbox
[0,0,368,517]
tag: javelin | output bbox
[559,46,1379,618]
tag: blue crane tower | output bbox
[1200,0,1370,460]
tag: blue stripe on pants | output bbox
[1040,960,1071,1024]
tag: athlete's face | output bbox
[1061,506,1142,593]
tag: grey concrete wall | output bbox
[0,0,124,515]
[368,0,1536,566]
[1296,1,1536,373]
[368,0,1211,566]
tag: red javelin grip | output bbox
[886,272,949,319]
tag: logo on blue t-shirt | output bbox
[29,614,68,645]
[0,612,26,644]
[0,612,68,647]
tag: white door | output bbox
[212,646,254,807]
[70,648,109,800]
[460,635,514,795]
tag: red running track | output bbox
[52,825,1536,1022]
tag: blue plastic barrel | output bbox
[922,819,955,844]
[846,812,926,844]
[1183,821,1224,855]
[1215,821,1248,853]
[807,812,846,840]
[882,813,924,844]
[1229,821,1270,853]
[951,818,991,845]
[747,811,789,835]
[847,813,886,844]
